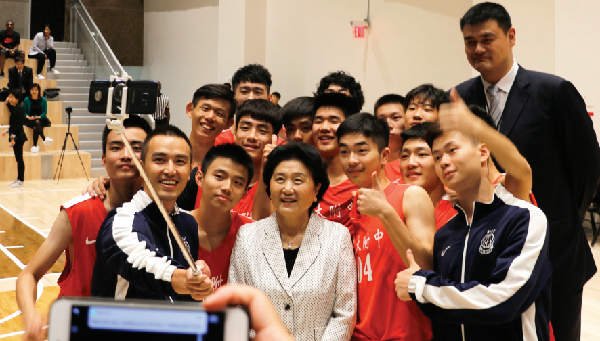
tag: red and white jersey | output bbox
[194,185,259,219]
[314,178,357,230]
[492,174,538,206]
[198,212,253,290]
[350,182,432,341]
[57,194,107,297]
[385,159,405,184]
[435,198,457,230]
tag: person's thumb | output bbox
[371,171,381,191]
[406,249,417,268]
[271,134,278,145]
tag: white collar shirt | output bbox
[481,59,519,127]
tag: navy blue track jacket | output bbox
[91,190,199,301]
[408,185,552,341]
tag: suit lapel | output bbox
[499,66,530,136]
[288,214,322,289]
[261,216,292,295]
[466,78,487,109]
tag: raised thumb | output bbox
[406,249,417,267]
[371,171,381,190]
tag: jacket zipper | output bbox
[456,203,474,341]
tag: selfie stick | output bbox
[105,72,200,276]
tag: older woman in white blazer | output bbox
[229,142,356,341]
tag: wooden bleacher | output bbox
[1,39,47,78]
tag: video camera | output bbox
[88,80,158,115]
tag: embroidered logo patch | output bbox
[479,229,496,254]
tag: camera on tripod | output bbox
[87,80,158,115]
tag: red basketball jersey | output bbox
[350,182,432,341]
[385,159,405,183]
[57,194,107,297]
[314,178,357,230]
[435,198,457,230]
[194,185,259,219]
[492,174,538,206]
[198,212,253,290]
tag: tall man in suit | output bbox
[8,57,33,102]
[454,3,600,340]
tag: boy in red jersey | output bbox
[375,93,407,164]
[16,115,152,341]
[337,113,437,341]
[191,144,255,289]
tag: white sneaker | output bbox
[10,180,24,188]
[30,145,39,153]
[36,74,45,79]
[43,137,53,145]
[50,68,60,74]
[8,179,18,186]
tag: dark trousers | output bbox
[28,48,56,74]
[26,119,46,146]
[551,287,583,341]
[13,140,25,181]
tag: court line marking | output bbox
[0,330,24,339]
[4,246,23,249]
[0,203,47,238]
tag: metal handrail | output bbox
[70,0,124,77]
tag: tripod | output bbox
[54,106,89,183]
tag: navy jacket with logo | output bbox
[91,189,199,301]
[408,185,552,341]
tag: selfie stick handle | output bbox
[105,73,200,276]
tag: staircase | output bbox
[49,42,106,177]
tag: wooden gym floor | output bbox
[0,179,598,340]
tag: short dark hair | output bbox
[425,122,443,150]
[272,92,281,99]
[232,64,272,93]
[8,89,21,100]
[336,113,389,152]
[313,92,359,120]
[468,104,497,130]
[235,99,282,134]
[262,142,329,212]
[281,96,314,127]
[460,2,512,34]
[192,84,236,120]
[405,84,449,111]
[29,83,41,94]
[6,20,14,26]
[316,71,365,110]
[141,124,192,162]
[44,24,51,30]
[15,56,24,64]
[201,144,255,188]
[400,122,435,148]
[102,115,152,155]
[374,94,406,115]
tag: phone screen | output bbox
[69,305,225,341]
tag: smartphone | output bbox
[48,298,249,341]
[88,80,158,115]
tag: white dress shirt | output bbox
[481,59,519,127]
[28,32,54,55]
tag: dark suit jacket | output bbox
[8,66,33,96]
[456,66,600,293]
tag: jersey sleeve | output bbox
[408,208,551,325]
[97,209,183,296]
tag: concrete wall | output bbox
[0,0,30,43]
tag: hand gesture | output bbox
[186,260,214,300]
[23,311,47,341]
[356,172,391,218]
[10,140,15,147]
[82,176,110,199]
[262,135,278,165]
[394,249,421,301]
[438,88,479,136]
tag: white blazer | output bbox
[229,213,356,341]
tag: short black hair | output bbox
[192,84,236,120]
[272,92,281,99]
[8,89,21,100]
[400,122,435,148]
[281,96,314,127]
[44,24,51,30]
[29,83,41,94]
[15,56,24,64]
[102,115,152,155]
[405,84,449,111]
[313,92,359,120]
[460,2,512,34]
[374,94,406,115]
[141,124,192,162]
[6,20,14,25]
[201,144,255,188]
[232,64,272,93]
[235,99,282,134]
[262,142,329,212]
[336,113,389,152]
[316,71,365,110]
[425,122,443,150]
[468,104,497,130]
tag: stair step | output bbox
[60,93,89,101]
[71,116,108,125]
[79,132,102,141]
[55,60,87,67]
[53,66,92,73]
[79,141,101,150]
[54,42,77,48]
[75,123,105,134]
[62,102,88,110]
[56,54,84,61]
[91,158,103,169]
[56,80,91,87]
[48,73,94,80]
[55,47,82,54]
[58,87,89,94]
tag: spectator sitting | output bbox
[28,24,59,79]
[8,57,33,103]
[23,83,53,152]
[0,20,24,79]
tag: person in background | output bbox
[23,83,52,153]
[27,24,59,79]
[404,84,448,129]
[315,71,365,110]
[2,89,27,187]
[0,20,24,79]
[270,91,281,108]
[153,81,170,127]
[281,96,315,145]
[374,94,406,163]
[8,56,33,102]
